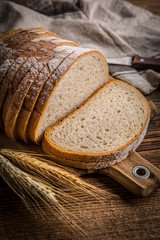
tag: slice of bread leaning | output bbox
[28,48,109,144]
[42,79,150,169]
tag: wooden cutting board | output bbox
[0,100,159,197]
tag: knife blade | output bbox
[106,55,160,72]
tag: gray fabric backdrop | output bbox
[0,0,160,94]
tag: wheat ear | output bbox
[0,153,88,236]
[0,149,111,199]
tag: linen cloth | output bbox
[0,0,160,94]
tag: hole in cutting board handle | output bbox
[132,166,150,179]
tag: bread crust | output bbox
[0,30,29,65]
[28,49,108,144]
[42,79,150,164]
[0,28,59,66]
[0,28,61,128]
[0,29,43,127]
[0,30,45,89]
[0,32,58,121]
[0,29,46,64]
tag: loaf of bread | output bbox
[0,28,109,143]
[42,80,150,168]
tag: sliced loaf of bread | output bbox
[16,46,78,142]
[4,45,78,140]
[2,38,78,126]
[28,48,109,144]
[42,80,150,168]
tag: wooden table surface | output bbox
[0,1,160,239]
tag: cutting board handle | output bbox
[99,152,160,197]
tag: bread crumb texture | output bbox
[37,51,108,140]
[49,80,149,153]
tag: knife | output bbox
[106,55,160,72]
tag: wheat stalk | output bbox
[0,153,88,236]
[0,148,111,199]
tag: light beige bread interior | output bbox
[42,80,150,168]
[28,49,109,144]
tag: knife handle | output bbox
[132,55,160,72]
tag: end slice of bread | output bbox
[42,80,150,168]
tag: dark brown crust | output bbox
[42,79,150,164]
[0,30,36,65]
[2,40,61,124]
[0,33,58,123]
[0,30,29,61]
[0,28,60,128]
[0,30,41,127]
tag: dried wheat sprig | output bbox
[0,149,111,200]
[0,153,88,236]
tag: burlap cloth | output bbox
[0,0,160,94]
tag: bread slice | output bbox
[2,38,78,125]
[42,80,150,168]
[28,48,109,144]
[4,45,78,140]
[16,45,78,142]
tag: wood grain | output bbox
[0,1,160,240]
